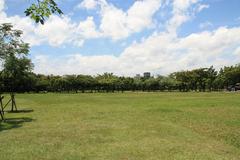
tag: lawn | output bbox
[0,92,240,160]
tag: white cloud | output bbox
[0,0,163,46]
[80,0,162,40]
[33,54,119,75]
[0,1,101,47]
[197,4,209,12]
[0,13,42,46]
[78,0,98,10]
[37,15,76,46]
[31,0,240,76]
[78,17,99,36]
[126,0,161,32]
[2,0,240,76]
[99,3,129,39]
[33,26,240,76]
[0,14,85,47]
[199,21,213,29]
[0,0,4,12]
[233,47,240,56]
[35,15,100,47]
[166,0,199,33]
[172,0,198,11]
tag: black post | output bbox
[10,93,17,112]
[0,95,4,120]
[0,109,3,120]
[0,95,4,115]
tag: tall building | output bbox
[143,72,151,78]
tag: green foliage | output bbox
[171,67,218,91]
[0,23,33,92]
[96,73,119,92]
[2,55,33,91]
[0,23,29,59]
[219,64,240,86]
[25,0,63,24]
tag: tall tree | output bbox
[0,23,33,111]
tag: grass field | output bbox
[0,92,240,160]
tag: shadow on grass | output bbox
[6,109,34,113]
[0,117,34,132]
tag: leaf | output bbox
[25,0,63,25]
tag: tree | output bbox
[2,55,33,92]
[0,23,29,59]
[64,75,78,93]
[35,74,50,92]
[0,23,33,111]
[145,78,159,91]
[216,64,240,90]
[133,77,143,91]
[206,66,217,91]
[96,73,118,92]
[25,0,63,24]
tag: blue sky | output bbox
[1,0,240,76]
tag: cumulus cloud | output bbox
[0,0,4,11]
[77,0,98,10]
[31,0,240,76]
[35,16,100,47]
[33,26,240,76]
[33,54,119,75]
[0,0,101,47]
[0,0,163,46]
[77,17,100,38]
[166,0,199,33]
[197,4,209,12]
[233,47,240,56]
[199,21,213,29]
[37,16,76,46]
[80,0,162,40]
[2,0,240,76]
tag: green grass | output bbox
[0,92,240,160]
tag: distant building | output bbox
[143,72,151,78]
[135,74,141,78]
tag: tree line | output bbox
[0,64,240,93]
